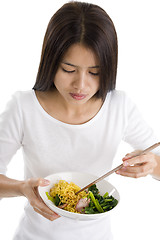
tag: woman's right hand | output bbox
[21,178,60,221]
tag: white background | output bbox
[0,0,160,239]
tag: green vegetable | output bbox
[54,194,60,206]
[103,205,111,210]
[104,199,112,202]
[84,207,96,214]
[89,191,104,213]
[84,185,118,214]
[103,191,109,198]
[46,192,54,202]
[46,192,60,206]
[88,184,99,195]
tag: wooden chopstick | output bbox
[75,142,160,195]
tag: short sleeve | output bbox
[122,95,160,155]
[0,92,23,174]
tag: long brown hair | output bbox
[33,1,118,101]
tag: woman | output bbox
[0,1,160,239]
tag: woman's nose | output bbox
[73,72,86,90]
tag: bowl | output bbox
[38,171,120,220]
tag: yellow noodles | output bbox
[50,180,88,213]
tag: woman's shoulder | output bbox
[6,90,36,115]
[12,89,33,98]
[107,90,129,103]
[11,89,34,104]
[105,90,135,114]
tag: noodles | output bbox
[50,180,88,213]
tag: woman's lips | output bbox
[70,93,87,100]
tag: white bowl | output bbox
[38,171,120,220]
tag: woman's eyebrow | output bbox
[61,61,100,68]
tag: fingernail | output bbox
[41,179,50,186]
[123,156,131,161]
[44,179,50,184]
[123,161,129,166]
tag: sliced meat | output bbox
[76,198,90,213]
[58,203,67,209]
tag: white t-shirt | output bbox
[0,90,159,240]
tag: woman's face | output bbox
[53,43,100,106]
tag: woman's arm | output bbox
[116,151,160,180]
[152,155,160,180]
[0,174,60,220]
[0,174,24,197]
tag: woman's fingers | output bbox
[22,177,60,221]
[32,200,60,221]
[122,153,148,167]
[33,187,60,219]
[122,150,142,161]
[33,205,60,221]
[117,163,153,178]
[123,152,157,168]
[27,178,50,188]
[116,152,157,178]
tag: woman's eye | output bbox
[62,68,75,73]
[89,72,99,76]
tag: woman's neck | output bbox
[35,89,103,125]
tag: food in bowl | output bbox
[46,180,118,214]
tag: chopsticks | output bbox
[75,142,160,195]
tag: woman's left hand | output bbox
[116,150,157,178]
